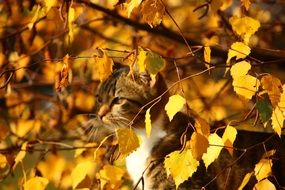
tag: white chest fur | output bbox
[125,125,166,190]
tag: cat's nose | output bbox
[98,104,109,119]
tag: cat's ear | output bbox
[137,72,158,88]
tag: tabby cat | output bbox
[94,66,285,190]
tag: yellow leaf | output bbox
[116,128,140,156]
[232,74,260,99]
[28,5,41,30]
[229,16,260,44]
[241,0,251,10]
[226,42,251,64]
[126,0,142,17]
[254,158,272,182]
[238,172,253,190]
[137,48,165,75]
[222,125,237,155]
[37,154,66,185]
[195,117,210,137]
[23,177,49,190]
[11,119,41,137]
[145,108,152,138]
[165,95,186,121]
[93,49,114,82]
[204,46,211,68]
[13,142,28,170]
[71,161,96,189]
[164,149,199,189]
[190,132,209,160]
[99,165,125,189]
[0,154,7,168]
[230,61,251,79]
[271,106,284,136]
[202,133,224,168]
[141,0,165,27]
[68,7,75,42]
[261,75,283,108]
[254,179,276,190]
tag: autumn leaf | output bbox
[13,142,28,170]
[254,158,272,182]
[230,61,251,79]
[254,179,276,190]
[93,48,114,81]
[23,177,49,190]
[164,149,199,189]
[222,125,237,155]
[27,5,41,30]
[210,0,223,12]
[204,46,211,68]
[137,48,165,75]
[165,95,186,121]
[271,106,284,136]
[232,75,260,100]
[126,0,142,17]
[44,0,57,13]
[195,117,210,137]
[99,164,125,189]
[68,7,76,42]
[226,42,251,64]
[238,172,253,190]
[74,91,95,112]
[202,133,224,168]
[116,128,140,156]
[141,0,165,27]
[145,108,152,138]
[190,132,209,160]
[71,161,96,189]
[261,75,283,108]
[229,16,260,44]
[256,99,273,125]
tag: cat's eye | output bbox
[111,97,123,105]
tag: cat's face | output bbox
[95,67,158,130]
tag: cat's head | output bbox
[94,66,167,130]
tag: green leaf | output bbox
[256,99,273,124]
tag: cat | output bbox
[93,66,285,190]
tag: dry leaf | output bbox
[126,0,142,17]
[141,0,165,27]
[190,132,209,160]
[261,75,283,108]
[195,117,210,137]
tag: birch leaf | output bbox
[145,108,152,138]
[256,99,273,125]
[116,128,140,156]
[13,142,28,170]
[229,16,260,44]
[71,161,95,189]
[254,179,276,190]
[230,61,251,79]
[238,172,253,190]
[232,75,260,100]
[204,46,211,68]
[271,106,284,136]
[126,0,142,17]
[254,158,272,182]
[202,133,224,168]
[226,42,251,64]
[222,125,237,155]
[261,75,283,108]
[165,95,186,121]
[141,0,165,27]
[164,149,199,189]
[23,177,49,190]
[190,132,209,160]
[93,48,114,82]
